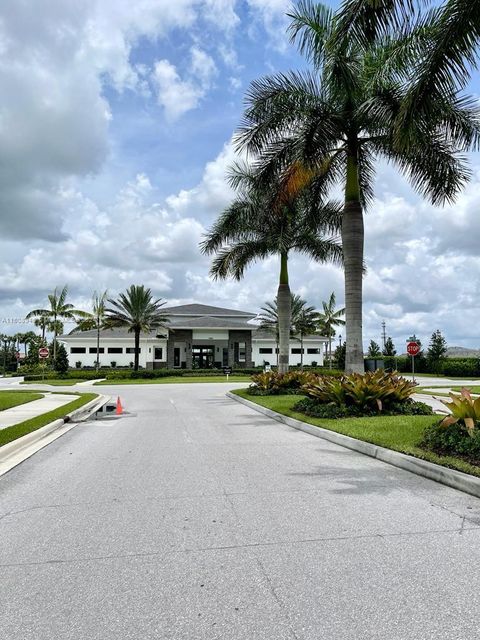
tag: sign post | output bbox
[39,347,49,382]
[406,341,420,382]
[223,366,232,381]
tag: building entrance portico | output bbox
[192,345,215,369]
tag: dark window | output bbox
[89,347,104,354]
[126,347,141,354]
[70,347,86,354]
[307,348,320,354]
[291,348,304,354]
[154,347,163,360]
[259,348,273,354]
[108,347,123,354]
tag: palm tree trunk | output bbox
[329,335,332,369]
[53,313,58,362]
[96,323,100,372]
[134,330,140,371]
[300,333,304,370]
[343,150,364,374]
[277,252,291,375]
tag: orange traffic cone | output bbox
[116,396,123,415]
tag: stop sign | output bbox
[38,347,50,359]
[407,342,420,356]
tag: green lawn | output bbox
[0,393,97,448]
[95,375,251,385]
[232,390,480,478]
[22,379,85,386]
[0,391,43,411]
[451,386,480,393]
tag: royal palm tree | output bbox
[104,285,168,371]
[73,290,108,371]
[26,286,89,360]
[201,161,342,374]
[317,292,346,369]
[336,0,480,150]
[236,1,479,372]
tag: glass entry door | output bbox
[192,345,215,368]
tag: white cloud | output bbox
[153,47,218,121]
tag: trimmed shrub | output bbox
[442,359,480,377]
[422,421,480,464]
[294,397,432,419]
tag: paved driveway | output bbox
[1,382,480,640]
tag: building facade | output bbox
[59,303,328,369]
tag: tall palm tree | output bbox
[26,285,89,360]
[73,290,108,371]
[33,313,50,342]
[336,0,480,150]
[201,161,342,374]
[292,302,319,369]
[236,1,479,373]
[104,285,168,371]
[317,292,346,369]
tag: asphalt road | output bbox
[1,382,480,640]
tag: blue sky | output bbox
[0,0,479,352]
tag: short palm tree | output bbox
[73,290,108,371]
[258,294,314,367]
[26,285,89,360]
[317,292,346,369]
[292,302,319,369]
[33,313,51,342]
[201,161,342,374]
[104,285,168,371]
[236,1,479,372]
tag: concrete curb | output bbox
[0,394,110,477]
[226,391,480,500]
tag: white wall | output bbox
[252,339,326,367]
[61,337,167,369]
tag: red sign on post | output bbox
[38,347,50,359]
[407,342,420,357]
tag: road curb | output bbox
[226,391,480,499]
[0,394,110,477]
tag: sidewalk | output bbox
[0,393,78,429]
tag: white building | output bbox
[59,303,328,369]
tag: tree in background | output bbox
[367,340,382,357]
[105,285,168,371]
[293,303,319,369]
[0,335,16,375]
[33,313,51,341]
[427,329,448,374]
[257,294,316,367]
[53,342,69,375]
[73,290,108,371]
[26,285,89,361]
[333,343,346,371]
[317,293,345,369]
[383,337,396,357]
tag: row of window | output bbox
[71,347,142,355]
[258,348,321,355]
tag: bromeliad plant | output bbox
[303,370,417,413]
[250,370,319,395]
[439,388,480,437]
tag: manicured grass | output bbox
[451,386,480,393]
[95,376,250,385]
[0,391,43,411]
[232,390,480,478]
[22,379,85,386]
[0,393,97,448]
